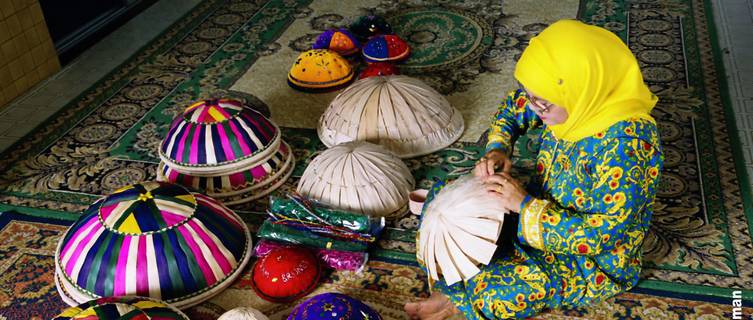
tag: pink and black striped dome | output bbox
[54,182,252,308]
[160,99,280,169]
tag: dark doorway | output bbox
[39,0,157,65]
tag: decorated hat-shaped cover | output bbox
[312,28,360,56]
[288,293,382,320]
[55,182,253,308]
[251,247,322,303]
[318,75,464,158]
[52,296,188,320]
[288,49,354,92]
[350,15,393,40]
[362,35,410,63]
[297,141,414,218]
[359,62,398,79]
[158,99,294,204]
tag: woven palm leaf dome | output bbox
[55,182,252,308]
[52,296,189,320]
[318,75,464,158]
[288,49,354,92]
[297,141,414,218]
[158,99,294,204]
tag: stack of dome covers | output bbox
[318,75,464,158]
[54,182,253,308]
[288,49,354,92]
[297,141,414,218]
[158,99,294,205]
[53,296,188,320]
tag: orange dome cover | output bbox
[288,50,354,92]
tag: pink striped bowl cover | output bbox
[158,99,294,204]
[54,181,253,308]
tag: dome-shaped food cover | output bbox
[55,182,252,308]
[358,62,398,79]
[349,15,393,41]
[318,75,464,158]
[287,293,382,320]
[288,49,354,92]
[297,141,414,218]
[52,296,189,320]
[218,307,270,320]
[251,247,321,303]
[158,99,294,205]
[362,35,410,63]
[312,28,360,56]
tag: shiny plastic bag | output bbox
[257,219,368,252]
[254,239,368,271]
[268,193,385,236]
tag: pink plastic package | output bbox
[254,239,368,271]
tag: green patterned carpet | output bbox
[0,0,751,318]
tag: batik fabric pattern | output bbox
[422,89,663,319]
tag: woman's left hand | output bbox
[484,173,528,213]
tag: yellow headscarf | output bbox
[514,20,658,142]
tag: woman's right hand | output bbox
[473,149,513,178]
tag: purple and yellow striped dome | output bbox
[55,182,252,308]
[158,99,295,204]
[160,99,279,169]
[52,296,188,319]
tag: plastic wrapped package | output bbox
[265,219,377,243]
[257,220,368,252]
[269,194,385,236]
[254,239,368,271]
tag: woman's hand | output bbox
[484,172,528,213]
[473,149,513,178]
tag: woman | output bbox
[405,20,663,319]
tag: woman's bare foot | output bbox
[404,291,461,320]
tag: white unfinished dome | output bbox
[418,175,507,286]
[318,75,464,158]
[297,141,415,218]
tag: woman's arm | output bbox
[517,137,662,256]
[486,89,543,155]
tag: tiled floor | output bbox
[0,0,751,188]
[711,0,753,187]
[0,0,201,150]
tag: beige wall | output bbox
[0,0,60,108]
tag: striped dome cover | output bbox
[160,99,280,172]
[53,296,188,319]
[158,141,295,205]
[54,182,252,308]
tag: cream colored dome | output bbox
[218,307,270,320]
[318,75,464,158]
[297,141,414,218]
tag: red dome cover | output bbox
[359,62,398,79]
[251,247,321,303]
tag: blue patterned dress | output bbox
[420,89,663,319]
